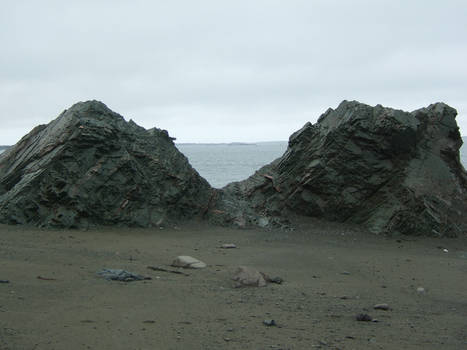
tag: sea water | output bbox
[176,142,288,188]
[179,140,467,188]
[1,140,467,189]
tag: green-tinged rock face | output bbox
[2,99,466,236]
[0,100,213,228]
[213,100,467,237]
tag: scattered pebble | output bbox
[373,303,390,311]
[0,280,10,284]
[232,266,267,287]
[263,319,277,327]
[268,276,284,284]
[258,217,270,228]
[341,271,351,275]
[356,313,373,322]
[171,256,207,269]
[221,243,237,249]
[97,269,149,282]
[37,276,57,281]
[416,287,426,294]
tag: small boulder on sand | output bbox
[232,266,267,287]
[97,269,148,282]
[373,303,390,310]
[221,243,237,249]
[172,256,207,269]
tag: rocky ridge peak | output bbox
[0,100,212,228]
[209,100,467,237]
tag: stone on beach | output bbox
[171,256,207,269]
[232,266,267,287]
[263,319,277,326]
[97,268,148,282]
[356,313,373,322]
[373,303,390,310]
[220,243,237,249]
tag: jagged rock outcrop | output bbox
[212,101,467,237]
[0,101,212,228]
[2,99,466,237]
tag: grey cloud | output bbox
[1,1,467,144]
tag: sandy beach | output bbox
[1,219,466,350]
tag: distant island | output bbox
[177,142,256,146]
[0,145,10,151]
[176,141,287,146]
[228,142,255,146]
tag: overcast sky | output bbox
[1,1,466,144]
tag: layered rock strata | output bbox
[213,101,467,237]
[1,100,466,237]
[0,101,212,228]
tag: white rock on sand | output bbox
[373,303,390,310]
[171,256,207,269]
[221,243,237,249]
[232,266,267,287]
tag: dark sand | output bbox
[1,220,466,349]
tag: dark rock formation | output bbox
[2,99,466,237]
[0,101,212,228]
[212,101,467,237]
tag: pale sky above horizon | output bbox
[1,1,467,144]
